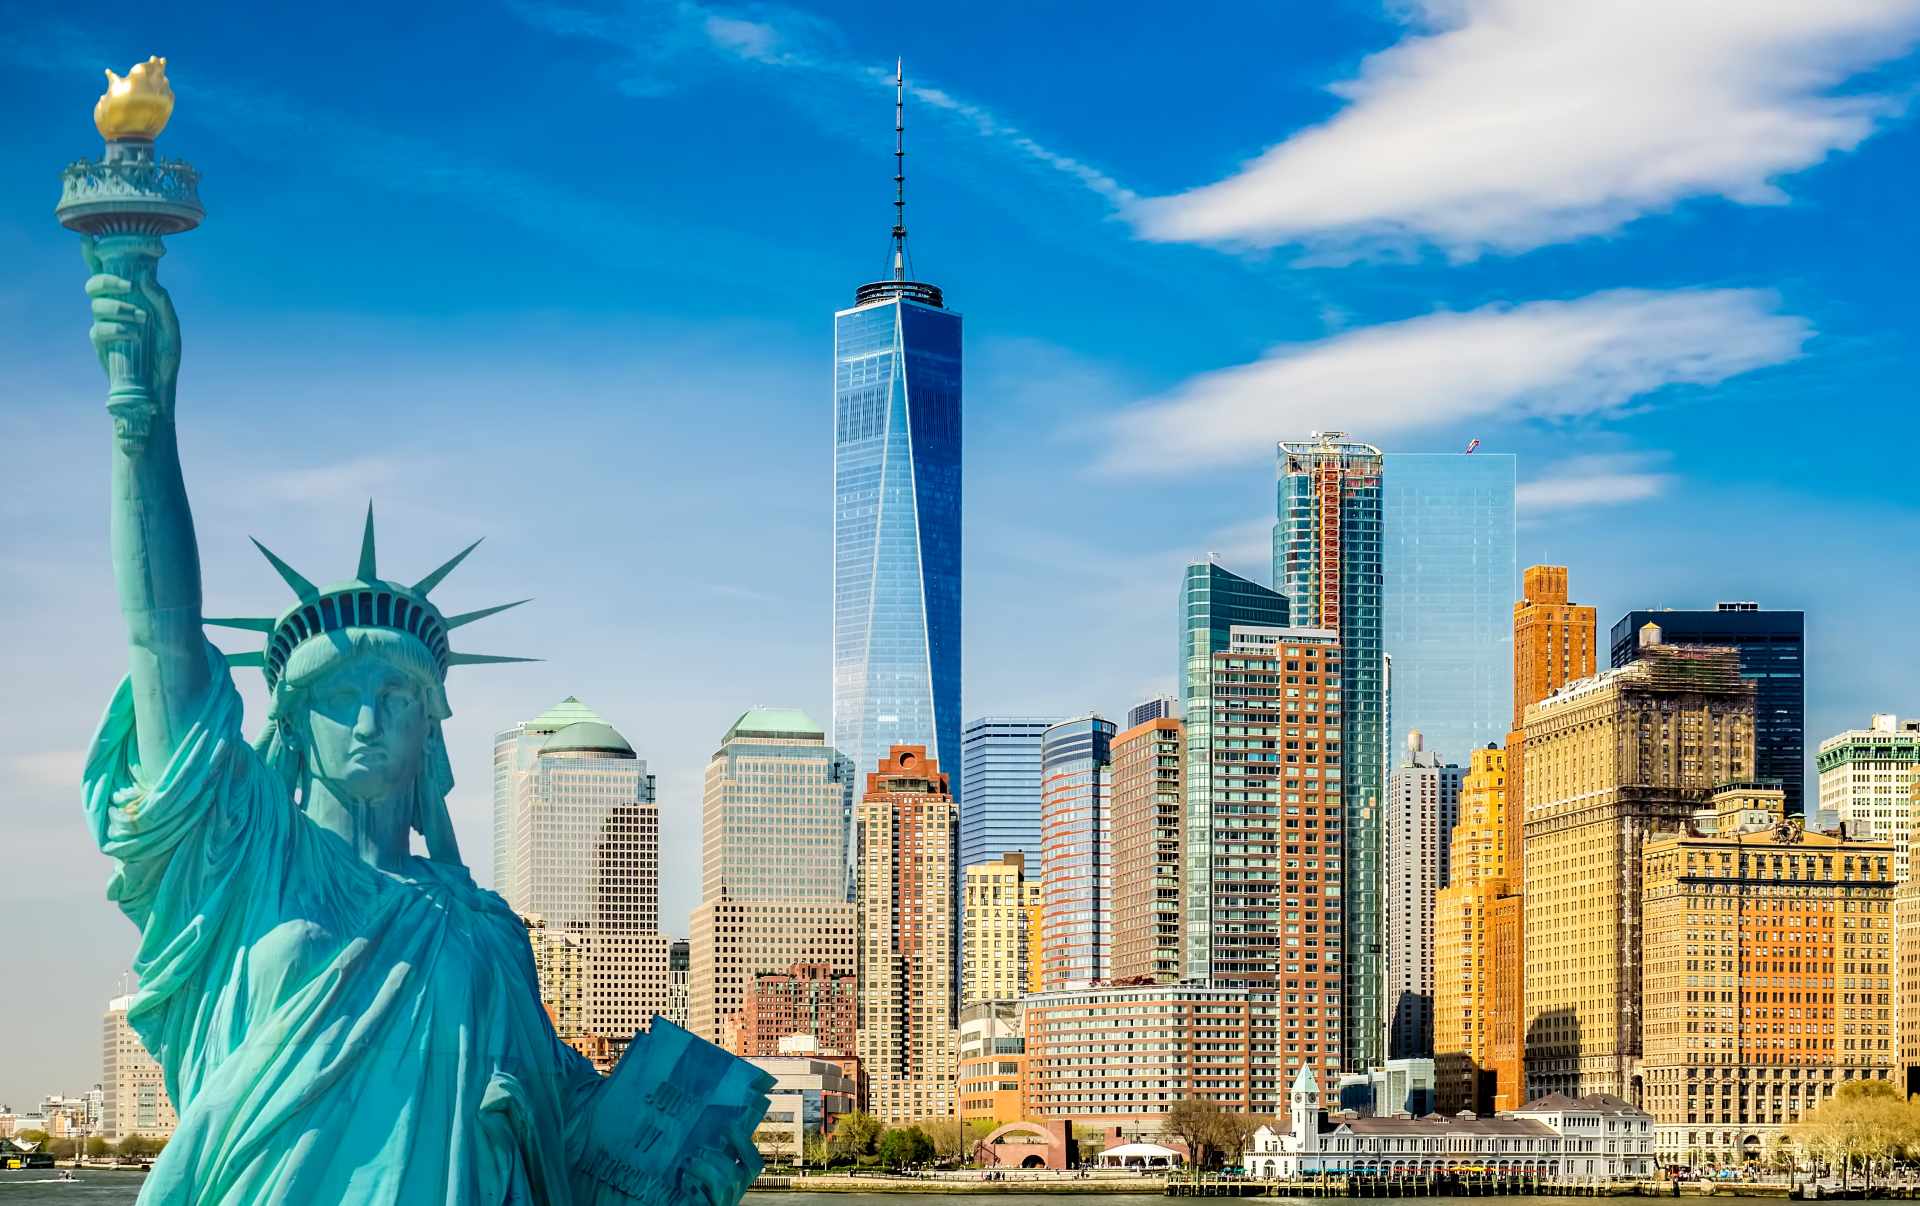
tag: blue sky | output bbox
[3,0,1919,1103]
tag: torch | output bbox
[56,57,202,445]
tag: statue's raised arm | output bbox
[63,57,210,773]
[87,234,209,771]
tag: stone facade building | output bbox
[1384,732,1463,1061]
[1492,566,1597,1112]
[688,709,857,1043]
[1642,783,1895,1164]
[1433,745,1509,1113]
[961,853,1040,1006]
[102,995,175,1141]
[1521,635,1755,1101]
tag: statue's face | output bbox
[301,655,430,802]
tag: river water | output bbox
[0,1175,1611,1205]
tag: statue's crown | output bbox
[208,506,531,690]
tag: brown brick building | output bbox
[855,745,958,1121]
[1110,716,1184,983]
[724,961,856,1058]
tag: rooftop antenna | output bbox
[892,57,908,281]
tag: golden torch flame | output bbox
[94,56,175,141]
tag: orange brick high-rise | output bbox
[1488,565,1596,1110]
[855,746,959,1122]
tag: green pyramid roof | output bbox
[528,695,605,734]
[725,707,824,742]
[540,720,636,758]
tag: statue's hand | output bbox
[83,234,180,439]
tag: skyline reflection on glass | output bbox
[832,291,962,791]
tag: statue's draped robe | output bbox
[85,643,601,1203]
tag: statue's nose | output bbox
[353,700,380,737]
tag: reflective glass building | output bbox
[958,717,1056,872]
[1382,452,1517,766]
[832,279,962,790]
[1274,433,1385,1072]
[1179,560,1292,982]
[1039,715,1117,990]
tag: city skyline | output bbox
[6,2,1920,1108]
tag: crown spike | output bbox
[251,538,318,599]
[206,616,275,633]
[446,653,540,667]
[357,503,378,582]
[414,538,483,596]
[445,599,532,630]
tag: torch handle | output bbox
[88,233,166,445]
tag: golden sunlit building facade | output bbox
[1898,766,1920,1095]
[962,853,1038,1006]
[956,1000,1027,1126]
[1433,745,1508,1113]
[1643,783,1895,1164]
[1522,634,1754,1102]
[1491,565,1597,1109]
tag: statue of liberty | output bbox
[65,58,769,1204]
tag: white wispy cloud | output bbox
[505,1,1136,207]
[1099,289,1811,475]
[1517,453,1673,514]
[1132,0,1920,258]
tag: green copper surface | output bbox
[66,82,767,1206]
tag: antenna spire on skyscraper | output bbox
[892,57,908,281]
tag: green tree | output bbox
[905,1126,934,1167]
[828,1111,882,1163]
[115,1134,166,1159]
[85,1136,112,1159]
[802,1132,830,1169]
[876,1128,909,1169]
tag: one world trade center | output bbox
[832,62,961,792]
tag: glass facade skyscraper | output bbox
[958,717,1055,872]
[1611,603,1806,817]
[1274,433,1385,1072]
[1179,561,1292,982]
[1382,452,1517,765]
[832,283,962,792]
[1039,715,1117,991]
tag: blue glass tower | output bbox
[958,717,1055,872]
[832,65,962,793]
[1382,452,1517,766]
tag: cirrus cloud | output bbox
[1099,289,1811,475]
[1132,0,1920,258]
[1517,454,1673,514]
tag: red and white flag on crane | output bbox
[1463,438,1480,454]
